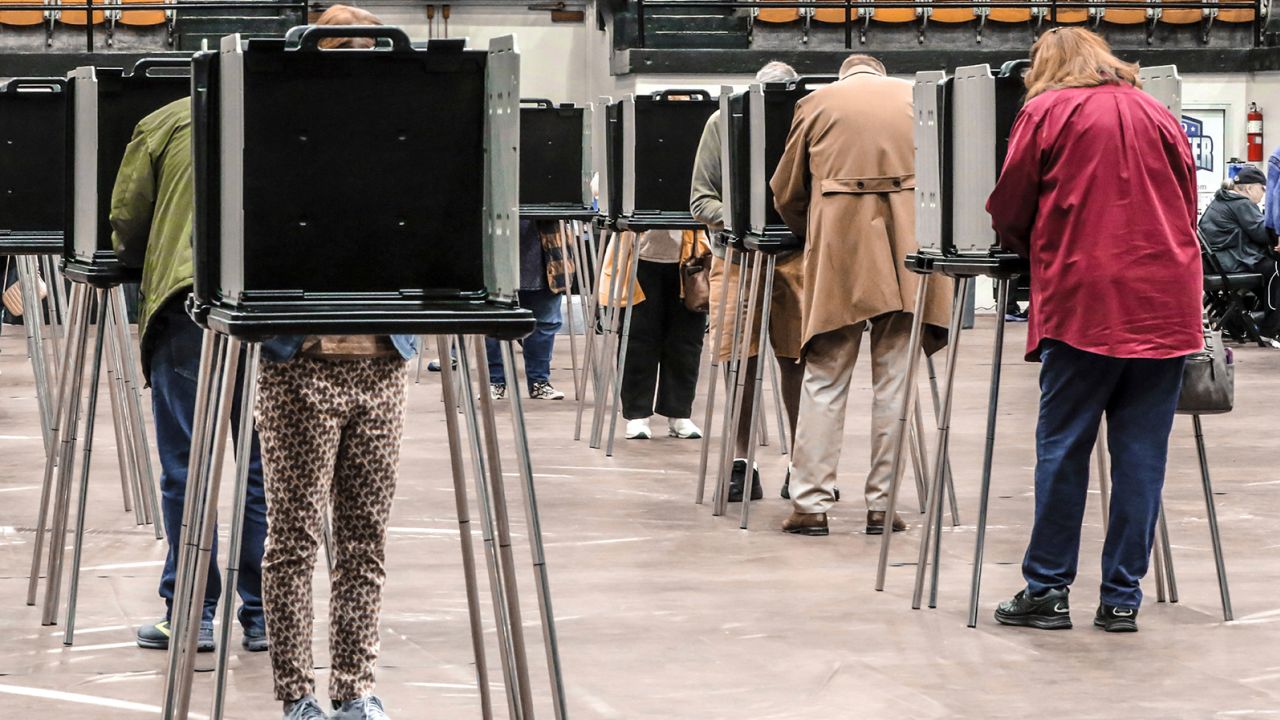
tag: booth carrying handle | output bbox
[288,25,415,52]
[521,98,556,109]
[791,75,838,91]
[1,78,64,93]
[652,89,712,101]
[132,57,194,77]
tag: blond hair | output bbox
[314,4,383,49]
[1024,27,1140,100]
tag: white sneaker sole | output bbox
[668,429,702,439]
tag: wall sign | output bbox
[1182,107,1227,215]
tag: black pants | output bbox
[620,260,706,420]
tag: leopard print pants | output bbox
[256,355,408,703]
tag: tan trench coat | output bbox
[770,67,952,356]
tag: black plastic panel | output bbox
[0,78,66,238]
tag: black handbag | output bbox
[1176,329,1234,416]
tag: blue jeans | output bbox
[149,302,267,627]
[486,288,563,390]
[1023,340,1186,609]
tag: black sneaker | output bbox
[1094,604,1139,633]
[994,588,1073,630]
[727,459,763,502]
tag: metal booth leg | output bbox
[558,221,581,403]
[588,227,623,449]
[739,254,777,529]
[454,337,525,720]
[16,256,54,454]
[695,248,733,504]
[211,343,262,720]
[715,252,761,517]
[40,286,96,627]
[767,347,789,456]
[926,354,961,527]
[472,336,537,717]
[60,288,112,642]
[1192,414,1233,621]
[604,233,642,457]
[574,223,609,442]
[874,274,932,592]
[908,399,930,513]
[27,282,89,607]
[103,313,140,520]
[434,336,495,720]
[1157,502,1179,603]
[162,331,232,720]
[711,251,754,515]
[504,341,569,719]
[967,277,1011,627]
[415,335,427,383]
[911,276,972,610]
[110,286,162,535]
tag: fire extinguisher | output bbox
[1247,102,1264,162]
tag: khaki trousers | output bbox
[789,312,914,514]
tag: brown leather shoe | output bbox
[782,511,829,536]
[866,511,907,535]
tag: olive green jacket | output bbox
[109,97,193,347]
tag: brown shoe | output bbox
[866,511,907,535]
[782,511,829,536]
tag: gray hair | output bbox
[756,61,799,84]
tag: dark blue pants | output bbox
[149,302,267,627]
[1023,340,1186,609]
[486,288,563,391]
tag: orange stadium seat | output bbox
[57,0,106,26]
[116,0,166,27]
[1098,1,1147,24]
[1217,0,1256,21]
[812,4,855,23]
[0,0,47,26]
[988,4,1035,22]
[929,0,978,22]
[1159,0,1205,24]
[868,4,919,22]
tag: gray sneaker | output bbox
[136,619,215,652]
[331,695,389,720]
[284,695,327,720]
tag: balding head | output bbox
[315,4,384,49]
[838,54,885,78]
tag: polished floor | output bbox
[1,318,1279,719]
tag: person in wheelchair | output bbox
[1198,165,1280,342]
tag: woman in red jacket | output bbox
[986,28,1203,633]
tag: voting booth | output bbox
[520,98,594,219]
[164,29,564,720]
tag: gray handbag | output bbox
[1176,329,1234,416]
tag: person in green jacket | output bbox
[110,97,270,655]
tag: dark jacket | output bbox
[1199,187,1272,273]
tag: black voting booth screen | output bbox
[601,101,623,219]
[520,101,585,208]
[67,61,190,274]
[722,92,749,238]
[749,78,833,239]
[197,37,488,304]
[627,92,717,217]
[0,79,66,238]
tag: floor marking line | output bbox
[0,682,207,717]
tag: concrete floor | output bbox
[1,319,1279,720]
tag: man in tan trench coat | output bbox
[770,54,952,537]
